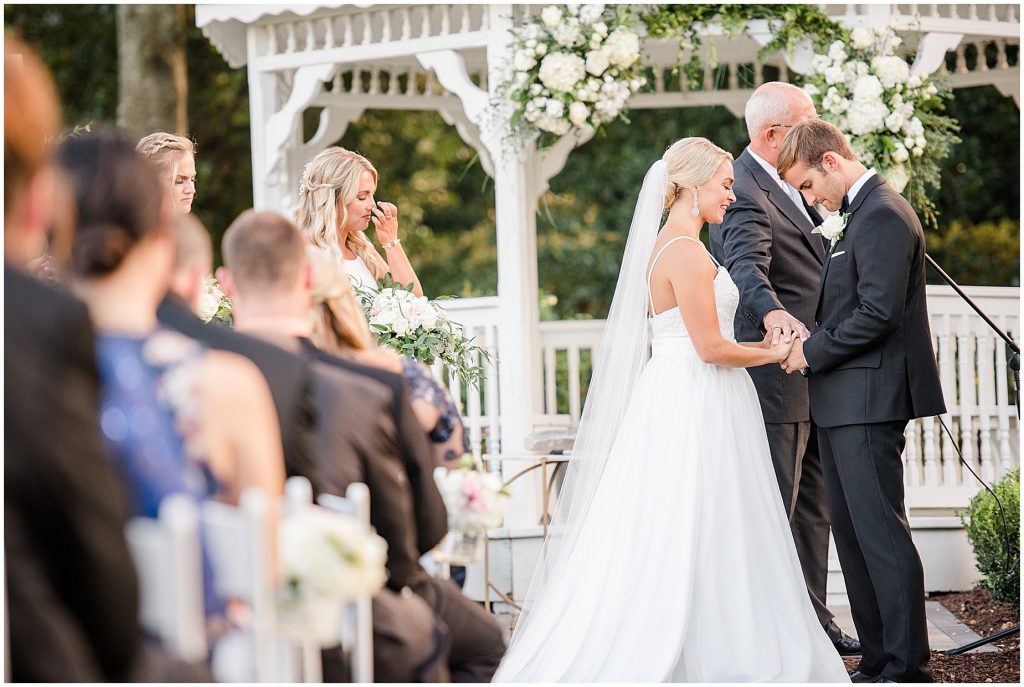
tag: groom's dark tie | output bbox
[839,195,850,213]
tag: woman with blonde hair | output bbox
[295,146,423,296]
[492,137,849,682]
[137,132,196,215]
[306,247,468,466]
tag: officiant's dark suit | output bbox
[801,174,946,683]
[709,148,841,642]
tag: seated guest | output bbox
[4,36,141,682]
[306,248,471,467]
[57,129,285,621]
[219,211,506,682]
[136,132,196,215]
[157,213,320,488]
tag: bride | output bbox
[493,138,850,683]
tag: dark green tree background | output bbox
[6,4,1019,320]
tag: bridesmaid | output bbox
[294,146,423,296]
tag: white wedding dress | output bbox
[493,236,850,683]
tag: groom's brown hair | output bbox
[776,119,856,178]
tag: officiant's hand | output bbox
[781,338,809,374]
[764,309,810,346]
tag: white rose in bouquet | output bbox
[540,5,562,28]
[539,52,586,93]
[197,292,220,323]
[892,141,910,163]
[279,508,388,603]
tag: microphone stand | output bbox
[925,254,1020,655]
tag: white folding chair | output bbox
[125,494,208,663]
[288,477,373,684]
[202,489,279,682]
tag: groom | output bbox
[777,120,946,683]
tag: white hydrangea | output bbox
[540,5,562,28]
[872,55,910,89]
[892,141,910,163]
[852,74,884,102]
[802,83,820,97]
[545,98,565,118]
[535,113,572,135]
[578,3,605,23]
[824,65,845,85]
[585,47,610,76]
[885,109,905,133]
[850,26,874,50]
[884,164,910,193]
[846,98,888,135]
[538,52,586,93]
[592,21,609,37]
[604,28,640,68]
[552,18,583,47]
[513,49,536,72]
[828,40,847,62]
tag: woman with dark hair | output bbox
[57,128,285,624]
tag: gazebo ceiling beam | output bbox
[252,32,489,73]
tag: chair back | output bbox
[304,479,374,683]
[125,494,207,662]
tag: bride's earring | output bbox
[691,189,700,218]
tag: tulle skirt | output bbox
[493,340,850,682]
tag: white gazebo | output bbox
[197,3,1020,601]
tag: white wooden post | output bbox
[247,27,282,210]
[486,3,543,455]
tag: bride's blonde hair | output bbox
[294,147,389,280]
[661,137,733,210]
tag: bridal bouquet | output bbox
[498,3,646,148]
[802,25,958,225]
[277,506,388,644]
[197,276,233,325]
[355,278,491,388]
[434,456,510,534]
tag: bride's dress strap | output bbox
[646,236,715,311]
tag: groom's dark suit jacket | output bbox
[803,174,946,426]
[710,148,825,423]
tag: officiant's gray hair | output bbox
[744,82,814,141]
[661,137,732,209]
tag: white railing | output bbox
[440,286,1020,507]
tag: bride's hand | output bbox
[769,336,795,362]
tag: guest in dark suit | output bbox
[709,82,857,655]
[219,210,506,682]
[3,35,143,683]
[779,119,946,683]
[156,213,319,484]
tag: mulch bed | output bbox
[841,588,1019,683]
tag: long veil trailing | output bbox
[495,160,668,678]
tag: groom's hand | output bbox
[781,338,808,374]
[764,309,810,346]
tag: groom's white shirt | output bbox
[846,169,877,205]
[747,147,813,225]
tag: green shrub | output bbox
[961,468,1020,605]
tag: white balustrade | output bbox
[440,286,1018,510]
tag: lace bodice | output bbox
[647,237,739,343]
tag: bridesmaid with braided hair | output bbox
[295,146,423,296]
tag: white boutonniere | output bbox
[813,212,850,250]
